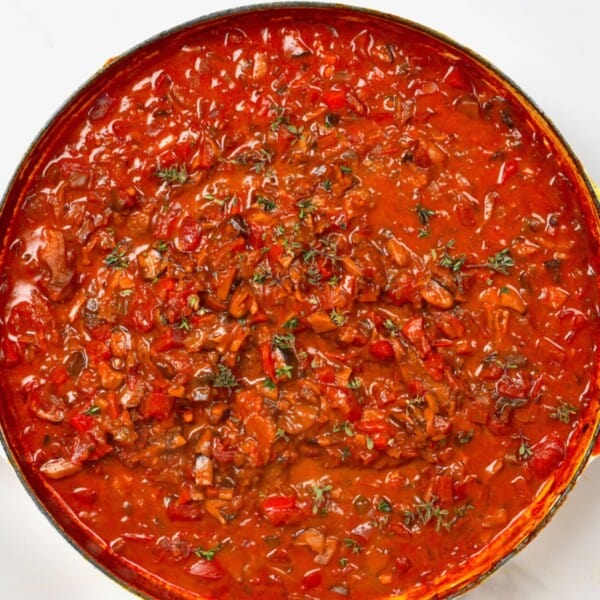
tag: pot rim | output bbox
[1,4,599,600]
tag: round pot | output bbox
[0,2,598,599]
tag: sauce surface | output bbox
[0,9,598,599]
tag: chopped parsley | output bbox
[84,405,101,416]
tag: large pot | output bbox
[0,2,599,599]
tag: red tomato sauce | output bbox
[0,8,598,600]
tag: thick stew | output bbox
[0,8,598,600]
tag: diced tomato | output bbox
[496,375,528,399]
[529,432,565,479]
[167,499,204,521]
[402,316,431,358]
[189,559,225,579]
[395,557,412,574]
[322,88,347,110]
[355,420,389,434]
[260,495,301,526]
[141,392,174,420]
[247,223,265,250]
[497,159,518,185]
[432,475,454,504]
[177,216,202,252]
[424,352,445,381]
[50,365,69,385]
[129,297,156,333]
[259,343,276,380]
[68,413,95,434]
[369,339,395,361]
[408,379,425,397]
[268,243,284,264]
[443,64,472,91]
[0,337,22,366]
[86,340,111,364]
[71,487,97,506]
[301,568,322,590]
[314,365,336,384]
[153,201,181,239]
[153,327,182,353]
[388,279,419,307]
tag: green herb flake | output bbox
[156,164,188,184]
[550,402,578,424]
[275,428,289,441]
[347,377,362,390]
[311,483,333,515]
[178,317,192,332]
[457,429,474,445]
[329,309,347,327]
[333,421,355,437]
[275,364,293,379]
[298,198,317,219]
[193,544,222,561]
[84,405,101,416]
[105,246,130,270]
[416,204,435,227]
[384,319,400,336]
[263,377,277,391]
[377,499,393,513]
[518,441,533,460]
[343,538,362,554]
[154,240,168,253]
[257,195,276,212]
[252,265,270,284]
[212,364,237,388]
[272,333,295,351]
[282,316,299,330]
[187,294,200,311]
[486,248,515,275]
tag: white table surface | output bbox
[1,1,599,598]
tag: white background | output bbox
[1,1,599,599]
